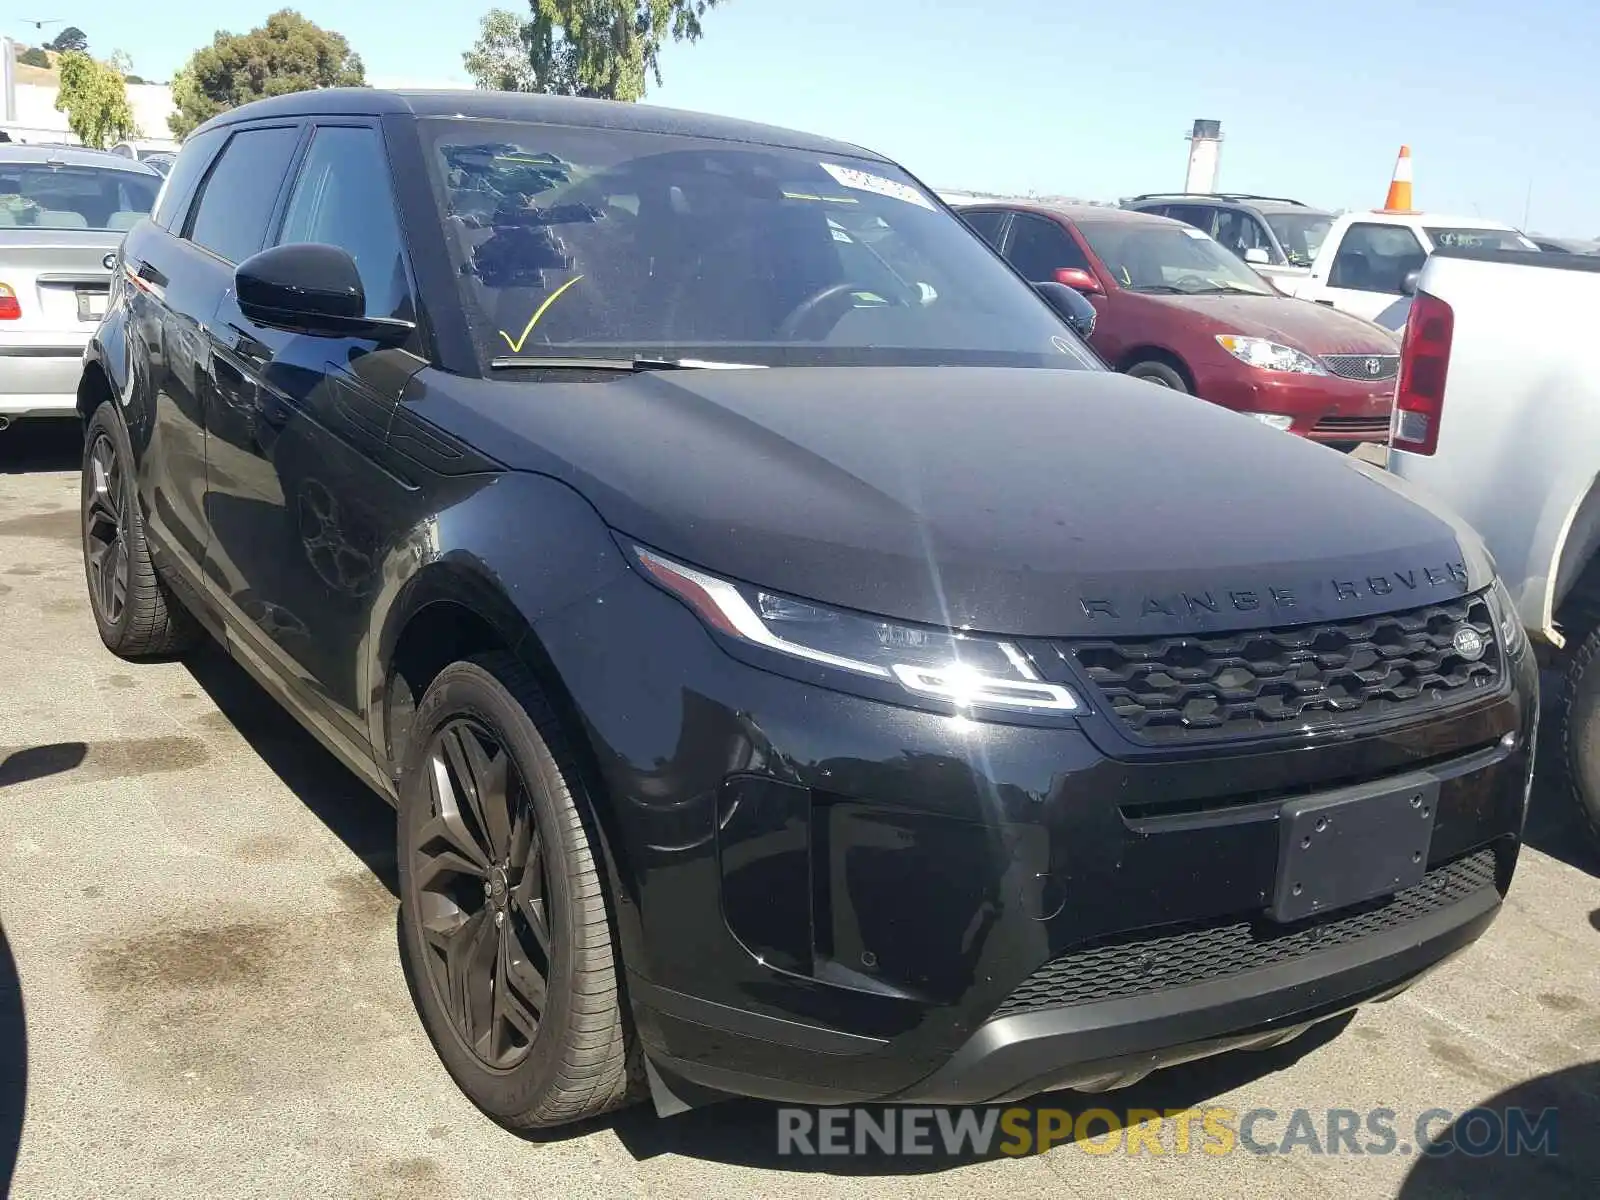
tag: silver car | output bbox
[0,146,162,425]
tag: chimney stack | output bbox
[1184,119,1223,193]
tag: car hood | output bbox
[1135,292,1400,355]
[436,365,1489,637]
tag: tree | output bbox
[48,26,88,53]
[464,0,723,101]
[167,9,365,139]
[15,47,50,69]
[54,51,136,149]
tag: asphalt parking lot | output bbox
[2,419,1598,1200]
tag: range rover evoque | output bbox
[78,89,1537,1128]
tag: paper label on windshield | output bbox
[820,162,935,210]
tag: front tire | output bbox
[1559,625,1600,849]
[80,404,200,658]
[1125,360,1189,391]
[396,653,637,1128]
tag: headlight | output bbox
[1215,335,1326,375]
[632,547,1081,715]
[1490,578,1529,657]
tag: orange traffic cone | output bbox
[1383,145,1414,211]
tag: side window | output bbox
[1328,222,1425,294]
[186,126,302,264]
[1005,213,1091,281]
[151,126,226,232]
[1213,210,1275,261]
[275,126,412,321]
[961,209,1007,250]
[1161,205,1218,235]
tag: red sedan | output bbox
[960,203,1400,446]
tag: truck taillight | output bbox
[0,284,20,320]
[1391,290,1453,456]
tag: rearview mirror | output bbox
[1032,281,1097,338]
[1052,266,1103,294]
[1243,247,1270,265]
[1400,269,1421,296]
[235,243,415,343]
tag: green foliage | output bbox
[15,47,51,69]
[168,8,366,139]
[125,74,147,85]
[54,51,136,149]
[464,0,723,101]
[49,26,88,53]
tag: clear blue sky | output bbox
[43,0,1600,235]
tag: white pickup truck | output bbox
[1384,245,1600,845]
[1285,211,1538,321]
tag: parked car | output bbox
[1383,245,1600,845]
[138,151,176,178]
[81,87,1536,1129]
[1120,192,1335,285]
[0,145,161,428]
[1282,210,1539,320]
[107,138,181,164]
[960,203,1401,446]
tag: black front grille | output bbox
[1314,414,1392,440]
[1066,590,1500,744]
[992,848,1497,1019]
[1323,353,1399,381]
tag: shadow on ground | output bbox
[0,920,26,1195]
[1398,1061,1599,1199]
[0,418,80,474]
[181,640,398,896]
[592,1015,1356,1173]
[1519,671,1600,877]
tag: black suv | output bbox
[1121,192,1335,273]
[79,89,1536,1128]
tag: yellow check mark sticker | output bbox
[498,274,586,353]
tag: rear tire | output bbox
[1558,624,1600,850]
[1125,360,1189,392]
[80,404,200,659]
[396,652,638,1128]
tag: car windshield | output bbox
[0,162,158,231]
[1264,213,1333,267]
[417,119,1095,370]
[1424,227,1538,252]
[1075,221,1274,295]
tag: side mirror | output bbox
[1243,247,1271,265]
[235,242,415,342]
[1033,281,1097,338]
[1052,266,1103,294]
[1400,269,1421,296]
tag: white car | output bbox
[0,146,161,426]
[1284,210,1539,320]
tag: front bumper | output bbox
[1197,366,1395,443]
[534,568,1538,1109]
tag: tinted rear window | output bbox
[0,163,159,231]
[187,125,302,264]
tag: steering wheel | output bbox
[776,281,885,340]
[1170,274,1212,290]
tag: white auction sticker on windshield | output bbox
[820,162,935,210]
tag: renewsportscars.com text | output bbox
[775,1105,1560,1159]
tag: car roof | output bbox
[1124,193,1333,217]
[959,200,1181,229]
[1348,210,1516,230]
[195,87,886,163]
[0,143,161,175]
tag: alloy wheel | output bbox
[412,718,552,1071]
[84,432,131,626]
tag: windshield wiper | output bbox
[1129,284,1187,294]
[488,355,767,372]
[1185,283,1272,296]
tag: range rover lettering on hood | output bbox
[1081,560,1471,623]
